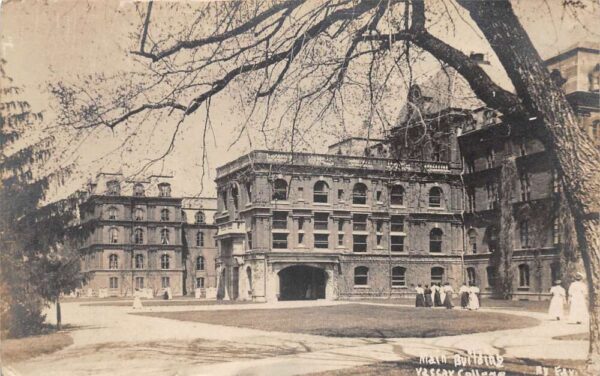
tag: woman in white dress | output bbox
[568,273,588,324]
[548,280,566,320]
[468,283,480,310]
[439,283,447,306]
[132,289,143,309]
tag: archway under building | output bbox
[278,265,327,300]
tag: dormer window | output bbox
[107,180,120,196]
[133,183,145,197]
[158,183,171,197]
[195,211,205,224]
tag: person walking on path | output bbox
[568,273,588,324]
[548,279,566,320]
[442,282,454,309]
[459,283,469,309]
[439,282,446,305]
[415,284,425,307]
[468,283,480,311]
[433,283,442,307]
[424,285,433,307]
[132,289,144,310]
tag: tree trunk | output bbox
[56,297,62,331]
[457,0,600,371]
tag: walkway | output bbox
[4,300,589,376]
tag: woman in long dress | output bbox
[433,283,442,307]
[442,282,454,309]
[548,280,566,320]
[424,285,433,307]
[132,289,143,309]
[468,284,480,310]
[568,274,588,324]
[415,284,425,307]
[438,283,446,306]
[459,283,469,309]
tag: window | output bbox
[134,208,144,221]
[486,266,497,288]
[272,179,288,201]
[431,267,444,285]
[108,206,118,220]
[337,219,344,246]
[109,277,119,289]
[553,217,561,245]
[247,231,253,249]
[196,277,205,288]
[391,236,404,252]
[107,180,120,195]
[352,214,368,231]
[432,141,442,161]
[133,183,145,197]
[467,188,475,212]
[161,208,170,221]
[518,264,530,288]
[486,182,497,209]
[353,235,367,253]
[158,183,171,197]
[272,211,288,230]
[337,189,344,201]
[467,267,477,285]
[161,254,170,269]
[196,231,204,247]
[298,217,305,231]
[465,155,475,173]
[429,187,442,208]
[135,277,144,289]
[390,185,404,206]
[519,172,531,201]
[486,148,495,169]
[109,254,118,269]
[134,228,144,244]
[245,182,253,202]
[220,190,228,211]
[161,277,170,288]
[297,187,304,200]
[376,220,383,233]
[272,233,288,249]
[298,233,304,245]
[134,254,144,269]
[195,211,205,224]
[196,256,205,271]
[519,220,529,248]
[314,212,329,231]
[354,266,368,286]
[391,267,406,287]
[550,263,561,283]
[314,234,329,249]
[390,216,404,232]
[109,228,119,244]
[468,229,477,254]
[429,228,443,253]
[338,234,344,246]
[160,228,170,245]
[313,181,329,203]
[485,226,498,253]
[232,185,239,211]
[375,190,382,202]
[352,183,367,205]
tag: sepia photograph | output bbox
[0,0,599,375]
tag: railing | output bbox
[216,150,453,178]
[217,220,246,236]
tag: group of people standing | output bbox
[414,282,455,309]
[548,273,588,324]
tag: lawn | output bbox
[135,304,539,338]
[554,332,589,341]
[1,331,73,364]
[83,299,259,307]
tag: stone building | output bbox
[78,173,217,297]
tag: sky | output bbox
[0,0,598,200]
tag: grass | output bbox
[1,331,73,364]
[135,303,539,338]
[308,357,587,376]
[554,332,589,341]
[83,299,259,307]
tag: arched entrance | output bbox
[278,265,327,300]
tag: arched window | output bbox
[108,206,118,220]
[272,179,288,201]
[160,228,170,245]
[196,231,204,247]
[518,264,530,288]
[486,266,497,288]
[160,254,170,269]
[134,208,144,221]
[196,256,205,271]
[390,185,404,206]
[313,181,329,203]
[431,267,444,285]
[352,183,367,205]
[107,180,120,195]
[391,266,406,287]
[354,266,369,286]
[467,229,477,254]
[467,267,477,285]
[109,228,119,244]
[134,228,144,244]
[133,183,145,197]
[134,254,144,269]
[519,220,530,248]
[485,225,498,253]
[195,211,205,224]
[160,208,170,221]
[429,187,443,207]
[108,254,118,269]
[158,183,171,197]
[429,228,443,253]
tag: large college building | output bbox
[215,43,598,302]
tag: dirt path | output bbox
[3,300,588,376]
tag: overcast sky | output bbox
[1,0,598,200]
